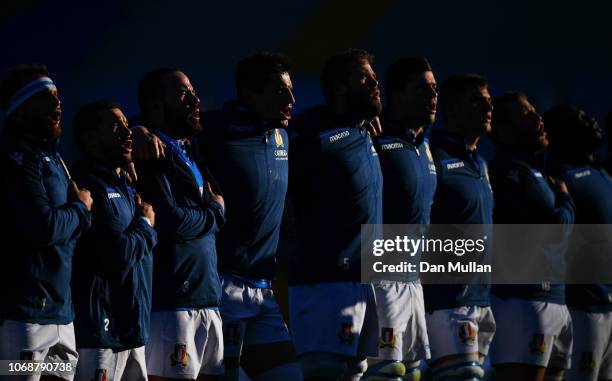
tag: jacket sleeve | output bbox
[10,149,91,246]
[136,160,225,242]
[86,183,157,276]
[550,184,575,225]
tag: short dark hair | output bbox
[235,52,291,101]
[138,68,179,113]
[73,101,121,150]
[489,92,526,145]
[384,57,433,102]
[321,49,374,104]
[0,64,49,110]
[439,73,488,121]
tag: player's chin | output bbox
[43,124,62,140]
[421,112,436,126]
[187,121,203,136]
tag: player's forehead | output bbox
[163,71,192,91]
[266,71,292,88]
[465,85,490,100]
[349,60,375,76]
[406,70,436,87]
[516,96,535,111]
[109,107,127,122]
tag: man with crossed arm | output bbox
[0,64,93,381]
[71,101,158,381]
[135,69,225,381]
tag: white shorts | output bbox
[565,308,612,381]
[490,296,573,369]
[220,274,292,357]
[0,320,78,381]
[426,305,496,361]
[289,282,378,358]
[373,281,430,361]
[74,346,146,381]
[145,309,224,379]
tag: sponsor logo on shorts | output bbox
[225,322,242,345]
[458,322,477,343]
[378,327,397,349]
[338,322,354,345]
[579,351,597,371]
[19,351,33,361]
[528,334,547,354]
[170,343,190,367]
[92,369,108,381]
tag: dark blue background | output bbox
[2,0,610,162]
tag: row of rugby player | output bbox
[0,51,610,381]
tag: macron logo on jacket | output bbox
[107,192,122,199]
[329,130,350,142]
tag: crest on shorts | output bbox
[338,322,354,344]
[224,322,242,345]
[19,351,33,361]
[528,334,547,354]
[458,322,477,343]
[378,327,397,349]
[92,369,108,381]
[579,351,597,371]
[170,343,190,367]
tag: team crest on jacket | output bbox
[274,129,284,147]
[92,368,108,381]
[424,142,434,163]
[579,351,596,371]
[458,322,477,343]
[170,343,190,367]
[338,322,354,344]
[528,334,547,354]
[378,327,397,349]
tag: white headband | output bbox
[4,77,57,117]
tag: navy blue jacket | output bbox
[552,158,612,312]
[288,106,383,284]
[197,102,288,281]
[135,133,225,310]
[424,129,494,311]
[0,134,91,324]
[374,120,437,282]
[491,151,574,304]
[72,158,157,350]
[374,121,437,225]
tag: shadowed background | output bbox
[1,0,610,161]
